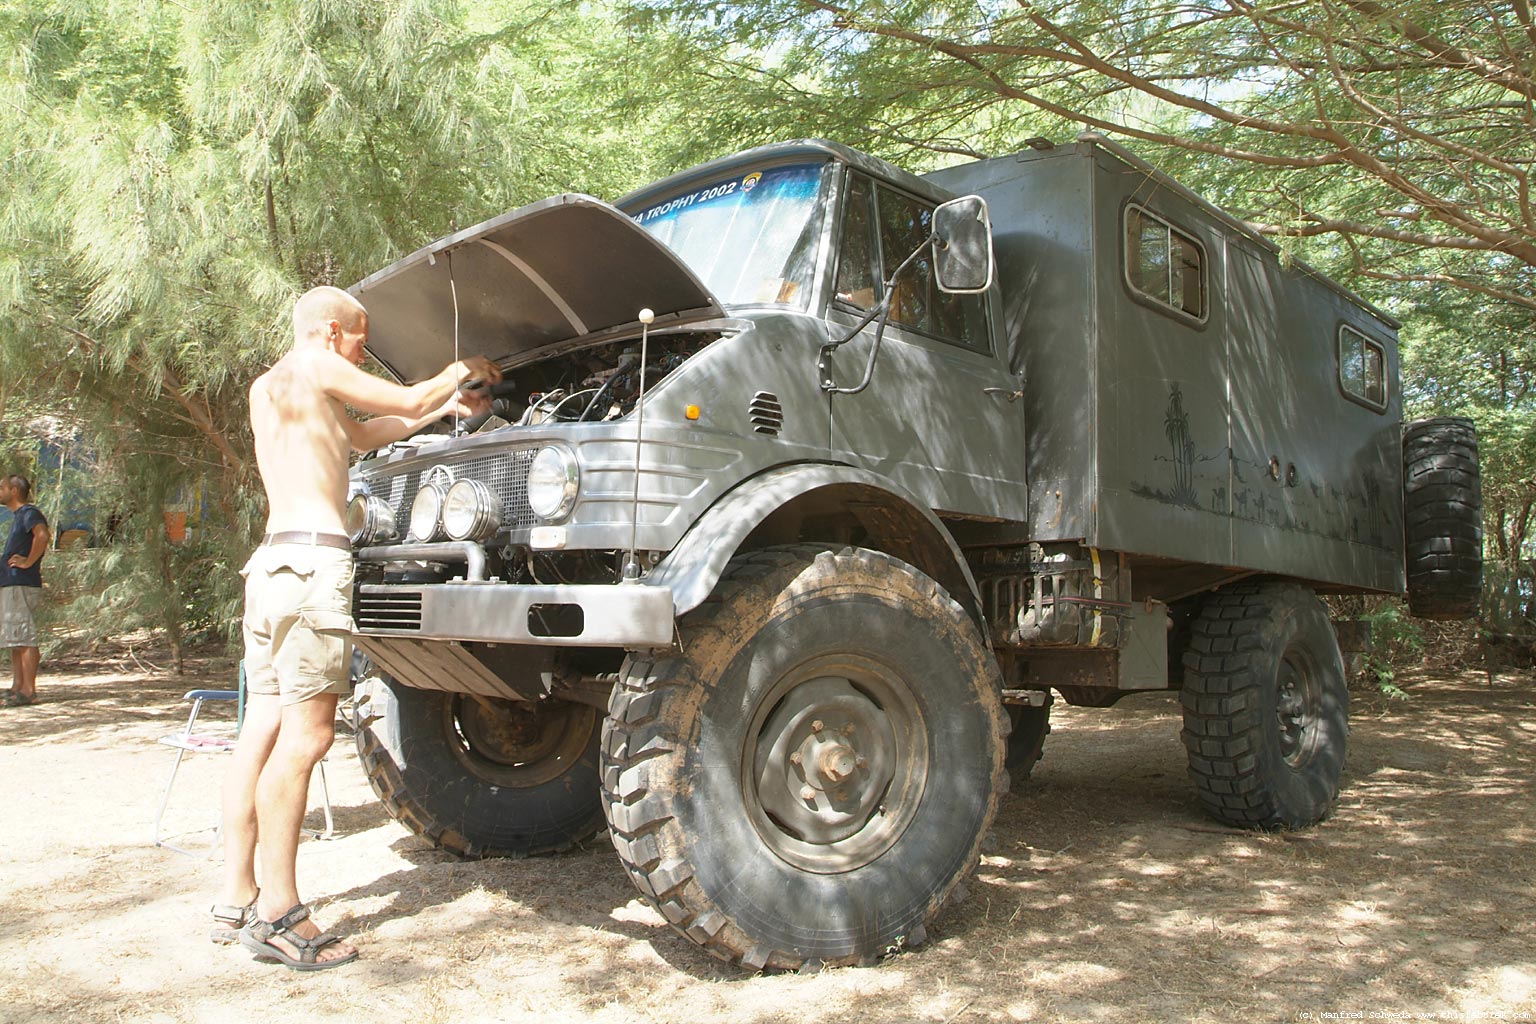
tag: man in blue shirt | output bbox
[1,474,49,707]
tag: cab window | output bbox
[834,175,880,311]
[834,172,989,352]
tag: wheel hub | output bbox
[1276,654,1321,768]
[447,695,595,787]
[744,668,926,874]
[814,740,859,784]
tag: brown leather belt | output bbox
[262,531,351,551]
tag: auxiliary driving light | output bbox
[526,446,579,521]
[442,478,501,541]
[409,480,449,541]
[346,494,399,546]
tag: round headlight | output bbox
[526,446,579,520]
[347,494,399,546]
[409,482,447,541]
[442,478,501,541]
[345,494,368,539]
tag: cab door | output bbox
[825,172,1026,520]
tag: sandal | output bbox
[240,904,358,972]
[210,894,259,945]
[3,691,35,707]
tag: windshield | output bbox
[627,162,828,309]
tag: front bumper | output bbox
[352,580,675,647]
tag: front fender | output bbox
[644,462,985,631]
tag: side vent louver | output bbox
[749,391,784,435]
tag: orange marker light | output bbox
[685,404,701,421]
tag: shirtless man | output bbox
[214,285,500,971]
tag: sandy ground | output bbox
[0,645,1532,1024]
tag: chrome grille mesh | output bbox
[359,447,537,536]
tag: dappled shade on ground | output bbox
[0,642,1531,1022]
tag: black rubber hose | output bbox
[457,379,520,433]
[580,351,640,421]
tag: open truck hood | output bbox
[350,194,726,383]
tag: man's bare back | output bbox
[249,288,501,537]
[251,350,357,536]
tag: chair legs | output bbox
[153,680,342,856]
[152,741,224,858]
[302,760,336,841]
[155,758,336,856]
[153,690,239,858]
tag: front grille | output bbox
[356,588,423,631]
[359,446,537,537]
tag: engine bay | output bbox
[413,330,724,439]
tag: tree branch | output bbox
[1341,0,1536,102]
[1250,215,1515,253]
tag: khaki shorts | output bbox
[241,545,356,705]
[0,586,41,648]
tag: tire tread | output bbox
[355,692,605,860]
[1179,582,1345,830]
[1403,417,1483,620]
[601,544,1006,970]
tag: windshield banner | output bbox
[633,167,796,225]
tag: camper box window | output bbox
[1338,324,1388,411]
[1125,205,1207,322]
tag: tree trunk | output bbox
[155,529,186,676]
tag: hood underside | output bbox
[350,194,726,383]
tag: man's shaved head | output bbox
[293,286,367,345]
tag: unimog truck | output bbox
[342,134,1483,971]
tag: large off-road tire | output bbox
[1180,582,1348,830]
[1403,417,1483,620]
[357,675,606,858]
[1005,695,1052,780]
[602,545,1009,970]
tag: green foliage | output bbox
[0,0,708,660]
[43,534,238,647]
[1482,561,1534,638]
[1361,600,1425,698]
[4,0,1533,670]
[627,0,1536,314]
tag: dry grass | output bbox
[0,644,1532,1023]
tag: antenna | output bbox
[447,251,462,435]
[621,308,655,583]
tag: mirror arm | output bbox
[818,233,936,395]
[822,301,893,396]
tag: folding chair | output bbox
[152,688,240,857]
[152,665,336,857]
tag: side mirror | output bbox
[932,195,994,294]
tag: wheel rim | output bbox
[444,695,596,787]
[1276,647,1324,769]
[741,655,928,874]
